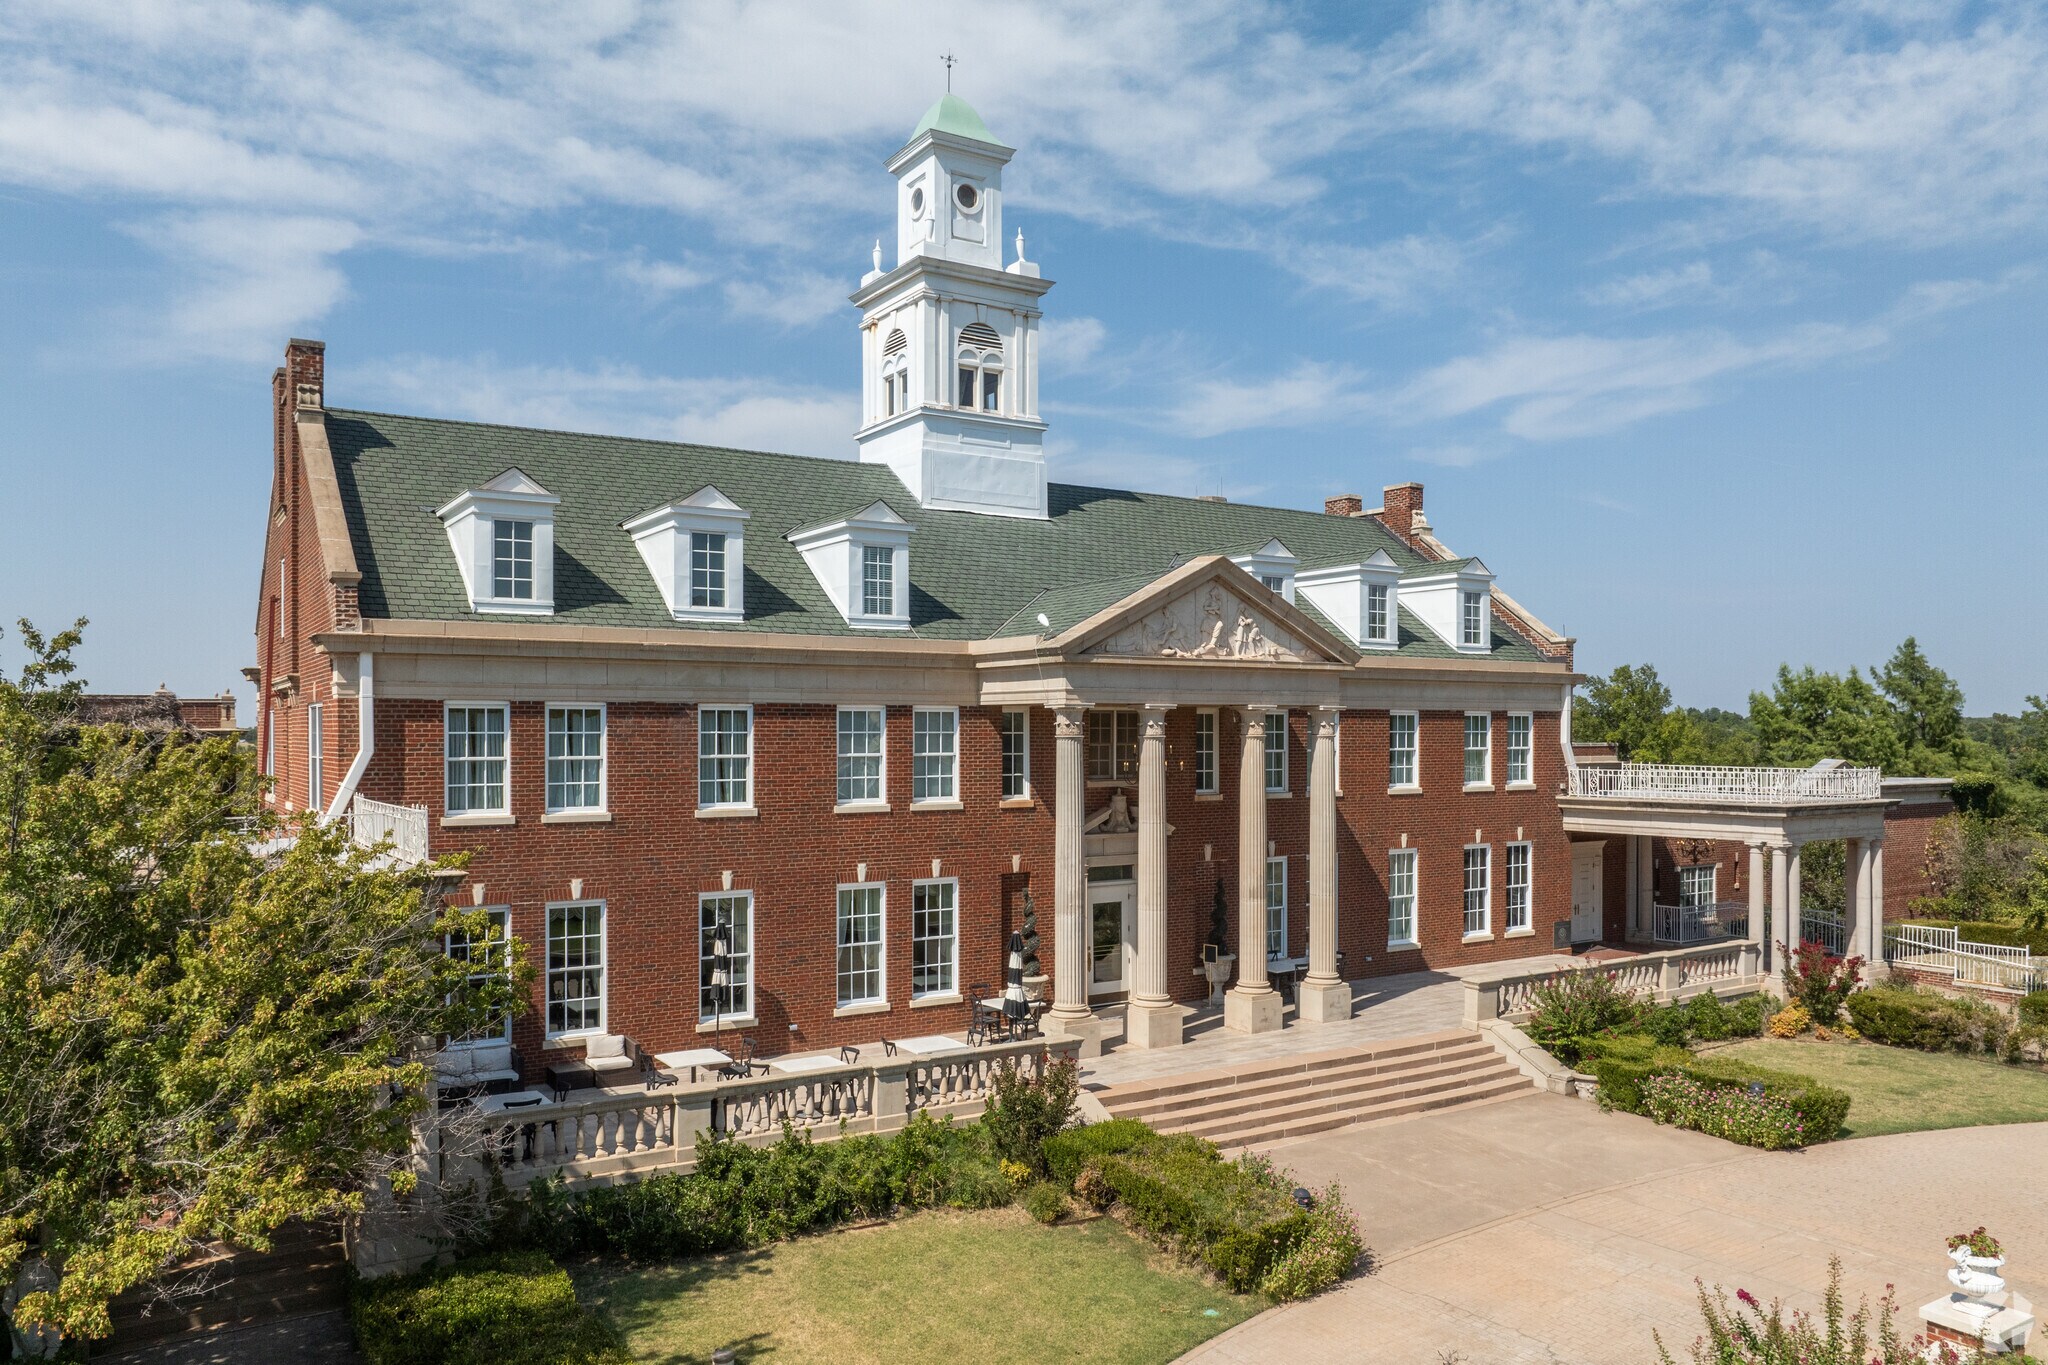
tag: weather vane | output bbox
[941,51,957,92]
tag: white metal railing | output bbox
[350,795,429,865]
[1798,910,1845,957]
[1473,940,1766,1026]
[1885,924,2041,993]
[1652,900,1750,946]
[1568,763,1883,803]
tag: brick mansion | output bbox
[250,95,1942,1076]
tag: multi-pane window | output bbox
[1505,842,1532,933]
[861,544,894,617]
[1264,857,1288,958]
[1507,713,1532,785]
[445,705,508,814]
[1264,712,1288,793]
[546,901,604,1036]
[306,702,323,812]
[1388,850,1418,946]
[836,706,885,805]
[1464,713,1492,786]
[1388,711,1418,789]
[493,519,534,599]
[1085,709,1139,782]
[264,708,276,778]
[698,706,752,808]
[1460,590,1485,647]
[1679,864,1717,908]
[999,709,1030,800]
[689,531,727,609]
[1260,573,1286,595]
[698,893,752,1021]
[1463,845,1491,937]
[836,885,884,1007]
[912,707,957,802]
[447,906,511,1043]
[911,880,957,998]
[546,705,605,811]
[1194,710,1219,794]
[1366,582,1391,642]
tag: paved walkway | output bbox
[1182,1097,2048,1363]
[98,1310,360,1365]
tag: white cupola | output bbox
[852,94,1053,520]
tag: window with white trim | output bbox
[1086,709,1139,782]
[911,880,957,998]
[1388,711,1418,789]
[861,544,894,617]
[546,706,605,812]
[912,707,957,802]
[999,708,1030,800]
[1194,709,1218,794]
[1464,712,1491,787]
[698,892,752,1022]
[836,884,884,1007]
[447,906,511,1044]
[1679,864,1717,908]
[546,901,604,1036]
[881,328,908,416]
[956,322,1003,412]
[1365,581,1391,643]
[306,702,323,812]
[263,707,276,779]
[1506,712,1532,785]
[1460,590,1485,648]
[1264,856,1288,958]
[689,531,727,609]
[1388,849,1418,946]
[837,706,884,805]
[698,706,752,808]
[1264,712,1288,794]
[1463,845,1491,937]
[445,705,508,815]
[493,519,535,600]
[1505,842,1531,933]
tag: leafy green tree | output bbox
[0,620,527,1343]
[1575,664,1678,760]
[1747,665,1906,773]
[1873,637,1965,757]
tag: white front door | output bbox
[1571,843,1605,944]
[1087,882,1137,996]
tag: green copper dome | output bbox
[911,93,1002,146]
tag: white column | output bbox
[1048,705,1091,1025]
[1626,835,1641,940]
[1843,836,1864,967]
[1126,704,1184,1049]
[1768,842,1790,982]
[1867,837,1887,965]
[1226,707,1283,1034]
[1785,842,1804,959]
[1747,842,1768,958]
[1637,835,1656,941]
[1299,706,1350,1023]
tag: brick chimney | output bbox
[285,337,325,415]
[1378,481,1428,543]
[1323,493,1363,517]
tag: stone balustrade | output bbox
[1465,941,1765,1028]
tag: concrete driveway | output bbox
[1183,1094,2048,1364]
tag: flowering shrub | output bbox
[1780,939,1863,1024]
[1654,1257,1928,1364]
[1947,1226,2002,1258]
[1766,1004,1810,1038]
[1525,970,1644,1064]
[1640,1074,1809,1150]
[1258,1181,1365,1302]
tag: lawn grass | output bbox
[1711,1037,2048,1138]
[575,1207,1261,1365]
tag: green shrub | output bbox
[1640,1073,1813,1150]
[1723,994,1768,1038]
[2019,991,2048,1029]
[349,1252,628,1365]
[1686,991,1734,1041]
[980,1056,1080,1171]
[1525,970,1645,1064]
[1844,986,2009,1056]
[1641,1000,1694,1047]
[1257,1182,1365,1301]
[1043,1118,1153,1186]
[1021,1181,1067,1224]
[1781,941,1862,1025]
[1583,1034,1849,1146]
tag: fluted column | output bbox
[1048,705,1091,1024]
[1747,842,1768,959]
[1784,841,1805,964]
[1866,837,1887,966]
[1126,704,1183,1049]
[1843,836,1864,969]
[1768,842,1790,984]
[1225,707,1283,1034]
[1299,705,1349,1023]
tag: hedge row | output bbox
[349,1252,629,1365]
[1847,984,2048,1060]
[1584,1035,1851,1144]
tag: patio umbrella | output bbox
[1003,930,1029,1021]
[709,923,731,1042]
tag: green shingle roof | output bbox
[325,409,1543,661]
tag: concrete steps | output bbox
[1094,1029,1533,1151]
[102,1220,348,1351]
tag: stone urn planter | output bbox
[1195,953,1236,1005]
[1022,973,1050,1004]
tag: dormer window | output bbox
[624,485,750,624]
[956,322,1002,412]
[1366,582,1391,642]
[1297,549,1399,651]
[1461,590,1485,648]
[437,468,558,616]
[1229,538,1298,604]
[788,499,914,630]
[1398,557,1494,655]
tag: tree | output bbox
[1874,637,1965,756]
[1748,665,1906,773]
[1575,664,1676,761]
[0,620,527,1343]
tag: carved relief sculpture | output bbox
[1091,583,1311,662]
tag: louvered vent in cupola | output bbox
[883,328,907,356]
[958,322,1001,349]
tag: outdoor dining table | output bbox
[653,1047,732,1082]
[891,1034,968,1056]
[765,1053,845,1074]
[472,1089,552,1115]
[470,1089,553,1163]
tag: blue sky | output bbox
[2,1,2044,714]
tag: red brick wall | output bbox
[1882,802,1950,918]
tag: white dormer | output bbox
[787,500,914,630]
[437,468,559,616]
[1401,558,1495,654]
[1297,550,1401,651]
[1229,538,1299,604]
[623,485,751,623]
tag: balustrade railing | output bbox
[1470,940,1764,1028]
[350,796,430,865]
[1567,763,1883,803]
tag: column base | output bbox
[1296,977,1352,1024]
[1042,1010,1115,1059]
[1223,986,1285,1035]
[1125,999,1187,1049]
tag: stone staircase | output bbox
[100,1220,348,1354]
[1093,1029,1532,1151]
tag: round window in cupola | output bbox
[954,183,980,213]
[909,186,927,218]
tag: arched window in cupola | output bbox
[956,321,1003,413]
[881,327,909,417]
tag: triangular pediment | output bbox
[480,467,551,497]
[1058,557,1357,664]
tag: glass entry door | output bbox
[1088,883,1136,996]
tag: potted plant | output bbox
[1946,1226,2004,1268]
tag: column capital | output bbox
[1139,703,1173,732]
[1238,705,1277,732]
[1312,705,1341,736]
[1051,704,1089,738]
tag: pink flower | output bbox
[1737,1289,1759,1308]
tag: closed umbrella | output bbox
[709,921,731,1044]
[1003,930,1029,1023]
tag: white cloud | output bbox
[1583,261,1714,309]
[137,213,361,362]
[722,270,850,329]
[1044,436,1261,500]
[611,256,709,297]
[1038,316,1108,376]
[1172,361,1375,438]
[1284,233,1470,310]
